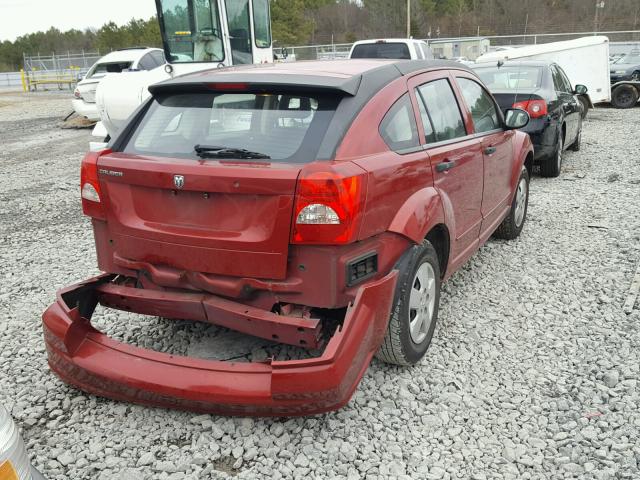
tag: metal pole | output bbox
[407,0,411,38]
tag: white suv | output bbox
[72,47,165,121]
[349,39,433,60]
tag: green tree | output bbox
[271,0,313,45]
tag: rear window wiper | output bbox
[194,144,271,159]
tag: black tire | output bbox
[376,240,441,366]
[578,96,589,119]
[540,131,563,178]
[611,84,639,109]
[494,167,529,240]
[569,121,582,152]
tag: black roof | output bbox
[149,59,474,97]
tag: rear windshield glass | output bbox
[123,92,339,162]
[351,43,411,59]
[474,66,543,90]
[87,62,133,79]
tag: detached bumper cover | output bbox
[42,272,397,416]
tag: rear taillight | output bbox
[80,149,111,220]
[292,164,367,245]
[512,99,548,118]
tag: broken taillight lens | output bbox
[292,163,367,245]
[80,149,111,220]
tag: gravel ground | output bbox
[1,92,639,480]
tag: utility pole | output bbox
[407,0,411,38]
[594,1,605,33]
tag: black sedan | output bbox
[610,53,640,83]
[473,60,585,178]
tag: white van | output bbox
[349,39,433,60]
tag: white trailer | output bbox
[475,36,611,110]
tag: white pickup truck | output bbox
[349,39,433,60]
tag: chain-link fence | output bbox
[19,51,102,92]
[274,29,640,61]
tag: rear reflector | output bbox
[346,253,378,286]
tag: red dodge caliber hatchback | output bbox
[43,60,533,416]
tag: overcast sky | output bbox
[0,0,157,41]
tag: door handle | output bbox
[484,146,497,155]
[436,160,456,172]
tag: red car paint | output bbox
[43,60,533,415]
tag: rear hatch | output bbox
[99,89,340,280]
[97,154,299,279]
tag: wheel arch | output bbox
[387,186,452,276]
[424,224,450,279]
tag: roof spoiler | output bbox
[149,73,362,97]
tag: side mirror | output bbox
[574,84,588,95]
[504,108,529,129]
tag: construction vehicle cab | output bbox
[91,0,273,146]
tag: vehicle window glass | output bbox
[138,53,157,71]
[474,66,543,90]
[557,66,573,93]
[225,0,253,64]
[124,92,338,163]
[550,65,568,93]
[87,62,132,79]
[415,43,424,59]
[253,0,271,48]
[420,43,431,59]
[415,92,436,144]
[151,50,166,66]
[351,43,411,59]
[416,79,467,142]
[456,77,500,133]
[159,0,224,63]
[379,93,420,151]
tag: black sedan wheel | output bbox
[611,84,639,109]
[540,133,563,178]
[569,122,582,152]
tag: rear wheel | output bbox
[376,240,441,366]
[540,132,563,178]
[611,84,639,109]
[569,121,582,152]
[494,167,529,240]
[578,96,589,119]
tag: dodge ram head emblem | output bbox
[173,175,185,189]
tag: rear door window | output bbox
[379,93,420,152]
[456,77,501,133]
[124,92,339,162]
[416,79,467,142]
[138,53,159,71]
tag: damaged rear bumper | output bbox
[42,271,397,416]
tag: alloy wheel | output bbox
[408,263,436,344]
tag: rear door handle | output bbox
[436,160,456,172]
[484,146,497,155]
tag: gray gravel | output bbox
[1,92,639,480]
